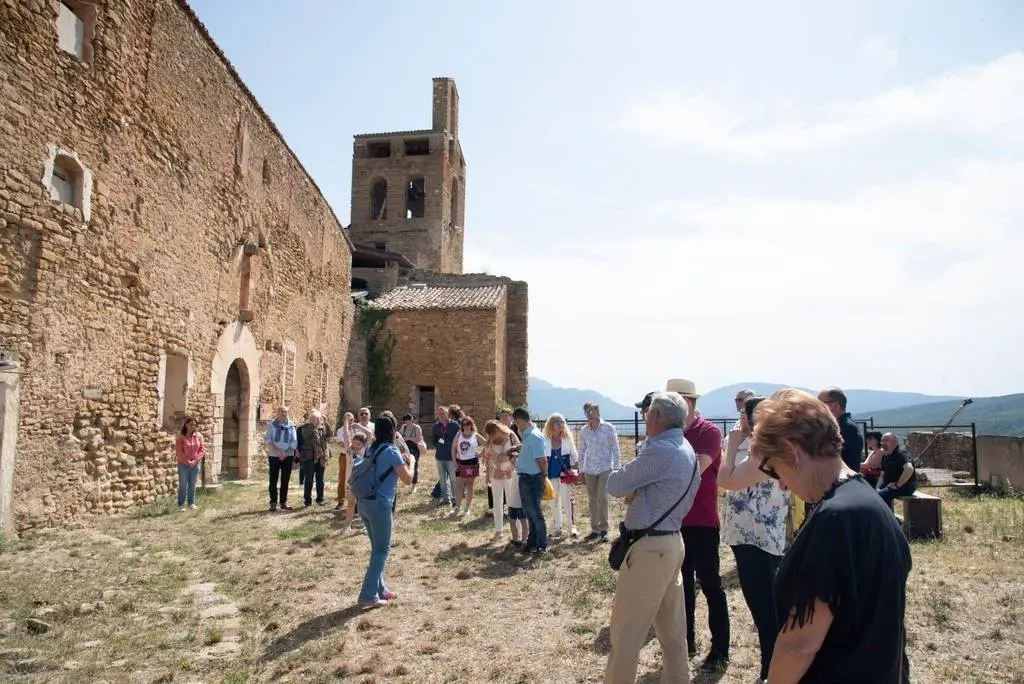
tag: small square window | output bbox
[50,165,75,205]
[56,2,85,59]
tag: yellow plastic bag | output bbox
[541,477,557,501]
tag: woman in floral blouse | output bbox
[716,396,789,684]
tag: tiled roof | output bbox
[353,128,437,139]
[373,285,505,311]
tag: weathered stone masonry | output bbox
[0,0,353,534]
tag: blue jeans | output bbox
[177,463,200,507]
[436,459,456,505]
[358,496,394,602]
[518,472,547,551]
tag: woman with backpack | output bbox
[350,414,413,610]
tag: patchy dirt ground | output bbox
[0,452,1022,683]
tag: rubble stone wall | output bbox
[0,0,352,532]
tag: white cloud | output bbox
[860,35,900,69]
[467,158,1024,403]
[614,52,1024,160]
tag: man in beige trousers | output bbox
[579,401,621,542]
[605,391,701,683]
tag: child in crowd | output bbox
[339,433,367,535]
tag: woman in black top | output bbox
[750,388,912,684]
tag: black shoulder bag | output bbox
[608,462,699,571]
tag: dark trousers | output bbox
[518,473,548,551]
[409,445,421,485]
[268,456,294,507]
[879,481,916,506]
[681,526,730,658]
[301,459,326,505]
[487,485,494,510]
[732,544,781,679]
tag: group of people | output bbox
[604,380,913,684]
[171,378,918,683]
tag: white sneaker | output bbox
[189,504,198,511]
[551,529,563,537]
[570,527,580,537]
[178,507,185,513]
[460,507,471,518]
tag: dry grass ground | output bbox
[0,441,1023,683]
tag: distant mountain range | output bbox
[854,394,1024,436]
[526,378,1023,436]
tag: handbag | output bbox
[608,461,699,571]
[560,469,585,486]
[541,476,557,501]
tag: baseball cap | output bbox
[635,391,655,411]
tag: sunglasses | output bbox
[758,457,779,480]
[461,422,472,427]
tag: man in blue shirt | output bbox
[431,406,460,509]
[513,406,549,554]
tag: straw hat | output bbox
[665,378,700,398]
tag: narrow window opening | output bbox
[367,142,391,158]
[373,242,386,251]
[370,179,387,220]
[262,158,272,185]
[161,353,189,430]
[50,162,76,205]
[406,178,425,219]
[56,2,85,59]
[282,341,296,404]
[450,178,460,227]
[404,139,430,156]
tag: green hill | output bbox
[855,394,1024,436]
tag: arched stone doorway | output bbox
[220,360,247,479]
[210,322,260,481]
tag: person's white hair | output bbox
[649,391,688,429]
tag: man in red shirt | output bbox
[668,378,730,673]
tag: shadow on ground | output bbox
[261,605,363,661]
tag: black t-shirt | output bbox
[881,447,915,486]
[774,476,912,683]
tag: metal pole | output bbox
[971,422,979,491]
[633,411,639,445]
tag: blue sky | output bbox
[190,0,1024,405]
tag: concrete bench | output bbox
[897,491,942,540]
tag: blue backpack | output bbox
[348,443,395,500]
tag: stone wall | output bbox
[0,0,352,532]
[977,435,1024,492]
[404,272,529,407]
[906,431,975,473]
[383,308,502,421]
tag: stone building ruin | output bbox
[343,79,528,422]
[0,0,354,534]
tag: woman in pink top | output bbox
[175,416,205,512]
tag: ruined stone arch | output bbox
[209,321,260,480]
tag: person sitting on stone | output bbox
[297,409,331,507]
[876,433,917,505]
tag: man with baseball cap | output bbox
[668,378,730,673]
